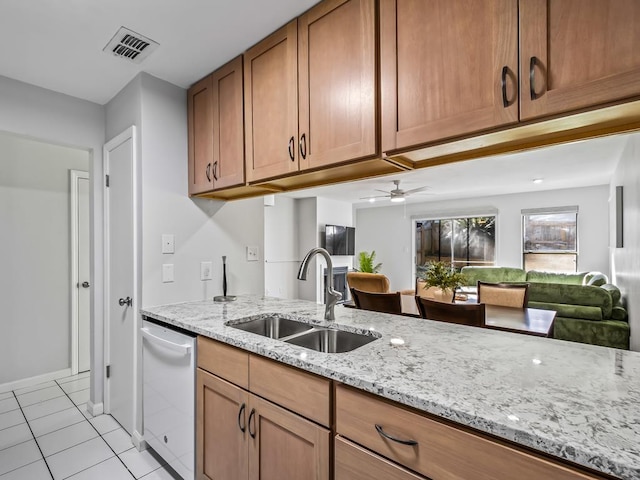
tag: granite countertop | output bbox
[141,295,640,479]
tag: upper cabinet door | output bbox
[244,21,299,183]
[211,56,245,190]
[520,0,640,121]
[381,0,519,154]
[298,0,378,170]
[187,75,214,195]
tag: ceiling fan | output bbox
[361,179,431,203]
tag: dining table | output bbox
[399,294,556,337]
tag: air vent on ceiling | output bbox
[103,27,159,64]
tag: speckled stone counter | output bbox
[141,295,640,479]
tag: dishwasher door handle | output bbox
[141,328,192,355]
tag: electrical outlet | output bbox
[162,234,175,254]
[201,261,212,281]
[162,264,174,283]
[247,246,259,262]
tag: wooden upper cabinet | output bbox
[211,56,245,190]
[520,0,640,121]
[187,75,214,195]
[244,20,299,183]
[298,0,378,170]
[187,56,245,195]
[381,0,519,154]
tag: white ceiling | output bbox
[0,0,630,202]
[283,134,630,208]
[0,0,319,104]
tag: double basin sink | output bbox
[226,315,379,353]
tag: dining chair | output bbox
[415,297,486,327]
[477,281,529,308]
[350,288,402,315]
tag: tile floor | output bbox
[0,372,178,479]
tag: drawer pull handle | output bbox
[529,56,540,100]
[375,424,418,446]
[238,403,246,433]
[248,408,256,438]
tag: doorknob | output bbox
[119,297,132,307]
[81,281,90,288]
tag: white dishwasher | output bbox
[142,319,196,480]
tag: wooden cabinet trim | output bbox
[336,384,605,480]
[197,336,249,389]
[249,354,331,427]
[187,75,214,195]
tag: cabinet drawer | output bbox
[336,385,600,480]
[335,436,425,480]
[197,337,249,389]
[250,355,331,427]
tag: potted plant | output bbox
[418,261,466,302]
[356,250,382,273]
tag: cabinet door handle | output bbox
[529,56,540,101]
[501,65,509,108]
[205,163,212,182]
[248,408,256,438]
[299,133,307,160]
[237,403,246,433]
[288,136,295,161]
[375,424,418,446]
[212,161,218,181]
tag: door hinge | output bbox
[106,365,111,378]
[105,174,110,187]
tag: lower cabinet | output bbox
[196,338,330,480]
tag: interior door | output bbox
[77,175,90,372]
[104,127,137,435]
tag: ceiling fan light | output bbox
[390,196,405,203]
[369,198,376,203]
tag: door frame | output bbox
[102,126,140,437]
[70,169,90,375]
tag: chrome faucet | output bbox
[297,247,342,321]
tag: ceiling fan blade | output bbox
[404,186,430,195]
[359,194,390,200]
[374,189,391,194]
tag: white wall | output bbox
[355,185,610,292]
[265,196,300,299]
[610,132,640,351]
[0,76,105,395]
[0,133,89,383]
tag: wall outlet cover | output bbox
[201,261,213,281]
[162,234,175,254]
[247,246,259,262]
[162,264,174,283]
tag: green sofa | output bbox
[460,266,630,350]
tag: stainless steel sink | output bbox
[227,315,314,339]
[284,328,378,353]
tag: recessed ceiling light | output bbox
[369,198,375,203]
[532,178,544,184]
[390,196,405,203]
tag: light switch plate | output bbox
[162,264,174,283]
[162,234,175,254]
[201,261,212,281]
[246,246,259,262]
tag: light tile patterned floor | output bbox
[0,372,179,479]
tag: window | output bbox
[415,216,495,271]
[522,206,578,272]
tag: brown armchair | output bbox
[346,272,390,293]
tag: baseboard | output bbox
[132,430,147,451]
[0,368,72,393]
[87,400,103,416]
